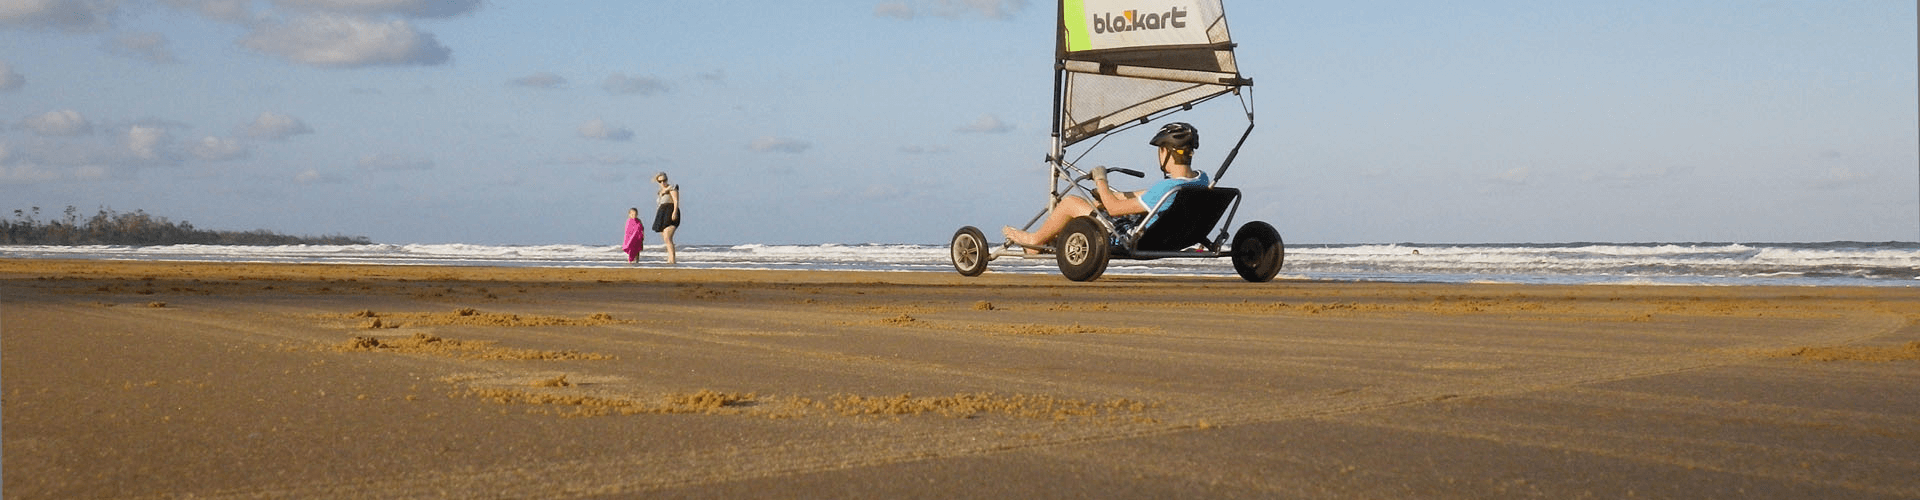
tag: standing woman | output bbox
[651,172,681,264]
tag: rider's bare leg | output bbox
[1003,196,1094,247]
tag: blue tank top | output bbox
[1141,171,1210,213]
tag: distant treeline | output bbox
[3,206,372,246]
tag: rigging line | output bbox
[1068,125,1120,168]
[1069,96,1238,169]
[1239,85,1255,119]
[1073,101,1204,166]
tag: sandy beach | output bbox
[3,259,1917,498]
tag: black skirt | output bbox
[651,203,679,232]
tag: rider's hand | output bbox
[1090,166,1108,185]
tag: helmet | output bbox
[1149,122,1199,151]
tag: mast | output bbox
[1048,0,1069,210]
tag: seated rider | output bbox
[1004,122,1211,248]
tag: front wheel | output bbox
[1056,217,1110,282]
[1231,221,1284,282]
[950,226,989,277]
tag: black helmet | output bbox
[1149,122,1199,151]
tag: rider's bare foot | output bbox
[1002,227,1045,255]
[1002,226,1037,247]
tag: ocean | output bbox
[3,241,1915,287]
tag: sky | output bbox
[2,0,1915,246]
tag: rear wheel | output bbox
[1056,217,1109,282]
[1231,221,1284,282]
[950,226,989,277]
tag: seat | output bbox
[1131,186,1240,252]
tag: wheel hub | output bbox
[1063,233,1089,264]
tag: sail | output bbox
[1057,0,1247,146]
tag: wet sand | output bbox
[3,259,1917,499]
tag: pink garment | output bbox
[623,218,645,261]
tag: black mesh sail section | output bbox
[1061,72,1236,145]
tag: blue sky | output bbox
[2,0,1914,245]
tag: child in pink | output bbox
[622,208,646,263]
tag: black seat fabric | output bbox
[1133,187,1238,252]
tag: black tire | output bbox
[1056,217,1109,282]
[950,226,989,277]
[1231,221,1284,282]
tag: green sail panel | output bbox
[1064,0,1221,54]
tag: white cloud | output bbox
[552,154,665,166]
[356,152,433,171]
[239,14,451,68]
[860,184,908,200]
[0,164,66,184]
[884,0,1027,20]
[586,171,627,183]
[749,136,811,154]
[510,72,565,89]
[1812,166,1874,190]
[243,111,314,140]
[133,117,191,129]
[8,1,479,69]
[126,125,171,160]
[576,119,633,141]
[956,114,1014,134]
[899,145,951,154]
[21,110,92,136]
[73,164,109,180]
[0,61,23,91]
[105,32,178,63]
[161,0,256,23]
[294,168,347,184]
[188,135,249,161]
[946,0,1028,19]
[602,73,668,96]
[0,0,116,31]
[0,142,65,184]
[874,2,913,20]
[0,123,197,183]
[1580,166,1688,189]
[1489,167,1532,185]
[271,0,481,19]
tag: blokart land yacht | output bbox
[949,0,1283,282]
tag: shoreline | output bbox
[5,258,1917,498]
[6,240,1915,287]
[1,258,1911,289]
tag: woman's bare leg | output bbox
[662,226,677,264]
